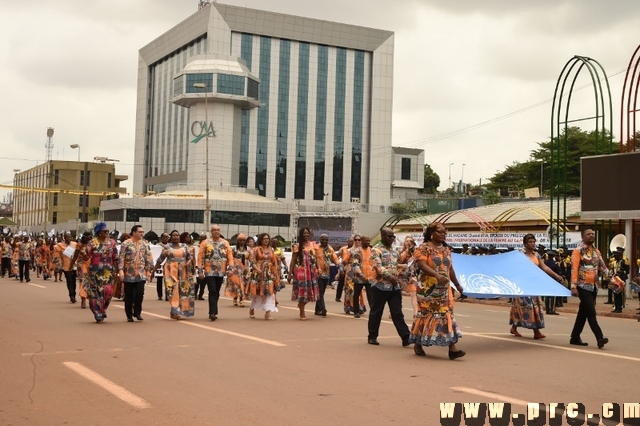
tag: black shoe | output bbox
[70,297,77,304]
[354,313,360,318]
[597,337,609,349]
[198,297,205,300]
[26,279,30,282]
[402,336,411,347]
[314,312,323,316]
[321,308,327,317]
[158,297,162,301]
[612,309,623,313]
[135,315,143,321]
[569,339,588,346]
[367,338,380,345]
[335,298,341,302]
[209,314,217,321]
[127,317,134,322]
[414,344,426,356]
[448,350,466,360]
[547,312,559,315]
[604,301,613,304]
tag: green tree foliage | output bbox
[421,164,440,194]
[483,191,502,205]
[487,127,617,197]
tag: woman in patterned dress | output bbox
[342,234,366,315]
[409,222,466,360]
[226,234,251,307]
[84,222,120,323]
[289,227,319,321]
[49,238,62,282]
[39,238,52,280]
[152,230,194,320]
[510,234,563,339]
[248,233,279,320]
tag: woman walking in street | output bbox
[409,222,466,360]
[152,230,195,320]
[289,228,319,321]
[226,234,251,307]
[248,233,279,320]
[510,234,563,339]
[84,222,120,323]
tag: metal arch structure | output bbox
[491,206,567,233]
[620,44,640,152]
[550,55,613,248]
[432,210,497,233]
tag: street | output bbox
[1,278,638,426]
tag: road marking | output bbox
[63,361,151,409]
[28,283,46,289]
[112,305,286,347]
[466,332,640,362]
[451,387,528,406]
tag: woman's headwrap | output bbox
[93,222,107,236]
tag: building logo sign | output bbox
[190,121,216,144]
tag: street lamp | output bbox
[538,159,544,197]
[448,162,454,190]
[193,82,210,230]
[70,144,80,162]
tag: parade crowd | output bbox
[2,222,638,358]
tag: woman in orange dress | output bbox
[39,238,52,280]
[226,234,251,307]
[151,230,194,319]
[289,228,319,321]
[510,234,563,339]
[248,233,279,320]
[409,222,466,360]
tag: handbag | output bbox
[114,280,123,299]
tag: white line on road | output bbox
[112,305,286,347]
[63,361,151,409]
[467,332,640,362]
[450,387,529,406]
[28,283,46,289]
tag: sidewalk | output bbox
[462,291,640,320]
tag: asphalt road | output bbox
[1,277,639,426]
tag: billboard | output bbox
[297,217,352,247]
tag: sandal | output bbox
[249,309,255,319]
[534,333,546,340]
[239,300,245,307]
[233,298,238,307]
[414,344,426,356]
[265,312,273,320]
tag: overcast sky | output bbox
[1,0,639,202]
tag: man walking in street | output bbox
[367,227,410,347]
[345,235,375,318]
[1,236,13,278]
[53,232,78,302]
[198,225,234,321]
[315,234,338,317]
[569,229,610,348]
[118,225,154,322]
[155,232,170,301]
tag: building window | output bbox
[255,36,272,197]
[52,212,57,224]
[314,45,329,201]
[401,158,412,180]
[54,169,59,184]
[79,194,88,207]
[80,170,90,186]
[217,74,245,96]
[247,79,259,100]
[185,73,214,92]
[53,193,58,206]
[107,173,112,188]
[275,39,291,199]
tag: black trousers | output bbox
[202,276,224,315]
[1,257,10,277]
[545,296,556,313]
[353,281,372,314]
[64,270,77,297]
[315,277,330,313]
[124,281,146,318]
[196,276,206,298]
[335,273,345,301]
[18,260,30,281]
[613,290,624,312]
[570,287,604,341]
[156,276,164,299]
[368,287,410,341]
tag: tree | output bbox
[421,164,440,194]
[88,206,100,219]
[486,127,617,197]
[483,191,502,205]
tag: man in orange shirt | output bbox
[346,235,375,318]
[569,229,610,348]
[315,234,339,317]
[198,225,234,321]
[54,232,78,303]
